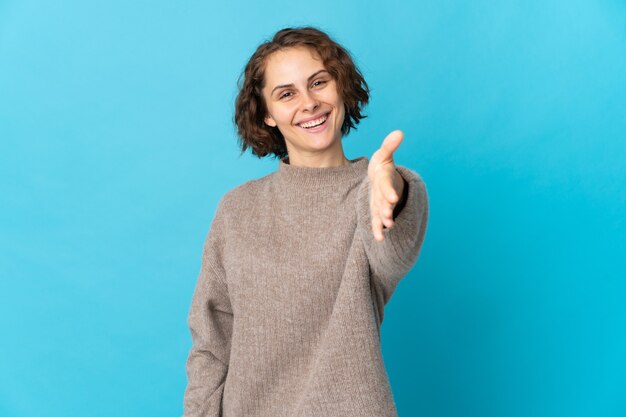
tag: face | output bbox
[261,46,346,160]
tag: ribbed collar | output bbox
[276,155,369,189]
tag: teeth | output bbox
[299,114,327,128]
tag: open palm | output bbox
[367,130,406,241]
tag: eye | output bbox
[279,91,293,100]
[312,80,327,87]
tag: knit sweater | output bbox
[183,155,429,417]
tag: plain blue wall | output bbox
[1,0,624,416]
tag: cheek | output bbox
[336,103,346,125]
[277,105,298,123]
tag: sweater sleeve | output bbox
[356,165,429,312]
[183,196,233,417]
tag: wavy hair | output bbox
[233,26,370,159]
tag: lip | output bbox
[296,111,330,126]
[297,111,330,134]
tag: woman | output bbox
[183,26,429,417]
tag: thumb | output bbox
[379,130,404,160]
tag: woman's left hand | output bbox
[367,130,407,242]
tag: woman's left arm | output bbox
[356,131,430,308]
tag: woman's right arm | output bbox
[183,197,233,417]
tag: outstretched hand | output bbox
[367,130,407,241]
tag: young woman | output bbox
[183,26,429,417]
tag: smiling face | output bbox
[261,46,346,164]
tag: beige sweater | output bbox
[183,155,429,417]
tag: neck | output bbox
[284,141,348,168]
[285,154,349,168]
[276,155,369,190]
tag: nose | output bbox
[301,90,320,113]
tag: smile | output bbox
[297,112,330,129]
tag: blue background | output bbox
[1,0,625,416]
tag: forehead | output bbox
[263,47,326,87]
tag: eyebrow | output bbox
[271,69,329,96]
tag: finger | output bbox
[379,200,395,228]
[378,130,404,161]
[385,205,394,227]
[374,172,399,204]
[383,178,399,204]
[372,179,394,221]
[369,190,381,239]
[382,214,394,229]
[372,214,385,241]
[369,196,384,240]
[373,194,395,230]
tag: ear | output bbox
[264,113,277,127]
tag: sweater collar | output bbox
[276,155,369,189]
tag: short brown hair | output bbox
[233,26,370,159]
